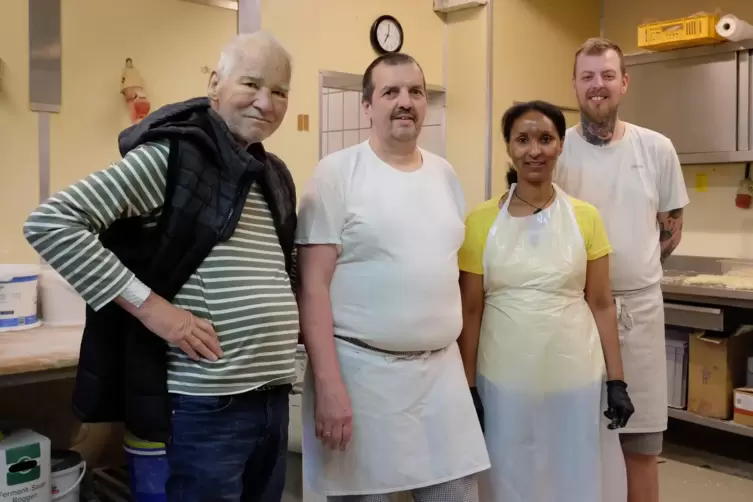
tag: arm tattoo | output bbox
[581,113,617,146]
[658,208,684,263]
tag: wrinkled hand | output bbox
[138,294,223,362]
[314,378,353,451]
[605,380,634,430]
[470,387,484,432]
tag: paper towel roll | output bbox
[716,14,753,42]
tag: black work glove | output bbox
[604,380,634,430]
[470,386,484,432]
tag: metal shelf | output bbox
[669,408,753,438]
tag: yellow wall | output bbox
[1,0,603,262]
[445,7,489,210]
[0,0,236,264]
[261,0,599,210]
[491,0,601,196]
[260,0,446,190]
[604,0,753,258]
[0,1,38,264]
[52,0,235,190]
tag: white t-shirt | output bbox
[555,123,690,292]
[296,141,467,352]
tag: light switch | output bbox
[297,114,310,132]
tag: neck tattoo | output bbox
[581,113,617,147]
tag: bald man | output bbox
[24,33,298,502]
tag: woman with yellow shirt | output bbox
[458,100,633,502]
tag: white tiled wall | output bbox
[320,87,445,159]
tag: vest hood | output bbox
[117,97,267,178]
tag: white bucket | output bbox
[39,266,85,327]
[51,450,86,502]
[0,264,41,332]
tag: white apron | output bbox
[302,339,490,496]
[476,184,625,502]
[614,284,667,433]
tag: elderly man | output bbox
[296,53,490,502]
[24,32,298,502]
[555,38,689,502]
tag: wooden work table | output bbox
[0,325,82,387]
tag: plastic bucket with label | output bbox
[0,265,41,332]
[51,450,86,502]
[123,432,169,502]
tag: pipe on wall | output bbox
[484,0,494,200]
[29,0,62,203]
[238,0,261,34]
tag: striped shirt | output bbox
[24,140,299,396]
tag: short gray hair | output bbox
[215,32,292,81]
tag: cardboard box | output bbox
[733,388,753,428]
[0,429,51,502]
[687,326,753,419]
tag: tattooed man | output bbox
[554,38,689,502]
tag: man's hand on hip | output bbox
[314,377,353,452]
[125,293,224,362]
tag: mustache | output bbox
[391,108,416,120]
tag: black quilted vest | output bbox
[71,98,297,443]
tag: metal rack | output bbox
[669,408,753,438]
[662,255,753,438]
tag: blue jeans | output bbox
[166,385,290,502]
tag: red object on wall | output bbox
[121,58,150,124]
[129,96,151,123]
[736,192,752,209]
[736,163,753,209]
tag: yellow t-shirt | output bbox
[458,192,613,275]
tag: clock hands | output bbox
[371,16,401,53]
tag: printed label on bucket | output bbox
[0,430,51,502]
[0,316,39,329]
[0,276,39,329]
[5,443,41,486]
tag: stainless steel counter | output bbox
[661,255,753,309]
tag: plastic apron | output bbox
[476,184,625,502]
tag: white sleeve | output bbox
[657,138,690,213]
[295,158,346,245]
[120,276,152,308]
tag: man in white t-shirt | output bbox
[295,53,490,501]
[555,38,689,502]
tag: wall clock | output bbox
[370,15,404,54]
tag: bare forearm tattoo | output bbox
[658,208,684,263]
[581,113,617,146]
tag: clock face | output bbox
[376,18,402,52]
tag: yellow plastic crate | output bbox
[638,14,725,51]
